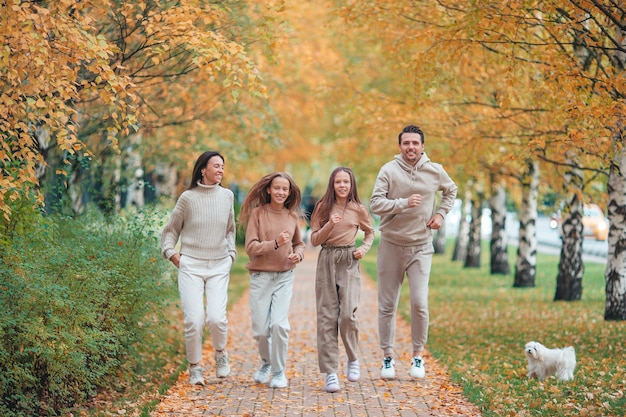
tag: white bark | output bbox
[489,180,509,274]
[465,183,483,268]
[125,135,144,209]
[514,160,539,287]
[555,152,584,301]
[453,185,472,262]
[605,134,626,320]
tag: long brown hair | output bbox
[187,151,224,190]
[238,172,302,228]
[313,167,361,226]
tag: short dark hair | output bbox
[398,125,424,144]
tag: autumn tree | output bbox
[1,0,133,220]
[1,0,274,222]
[332,1,624,318]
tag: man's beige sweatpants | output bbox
[377,239,434,357]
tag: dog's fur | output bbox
[524,341,576,381]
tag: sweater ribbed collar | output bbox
[195,181,220,193]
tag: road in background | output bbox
[506,215,608,262]
[445,202,608,264]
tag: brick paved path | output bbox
[151,248,482,417]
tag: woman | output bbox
[238,172,305,389]
[160,151,236,386]
[310,167,374,393]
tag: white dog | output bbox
[524,341,576,381]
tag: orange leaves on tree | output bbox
[2,0,275,217]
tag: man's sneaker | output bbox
[324,373,340,393]
[269,371,288,388]
[215,350,230,378]
[410,356,426,378]
[347,360,360,382]
[189,365,205,386]
[253,363,272,384]
[380,356,396,379]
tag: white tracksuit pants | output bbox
[249,270,295,374]
[178,255,232,365]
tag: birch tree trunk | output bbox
[604,21,626,320]
[124,134,144,209]
[514,160,539,288]
[434,221,447,254]
[554,152,584,301]
[452,185,472,262]
[153,163,178,201]
[605,132,626,320]
[464,187,483,268]
[490,178,510,275]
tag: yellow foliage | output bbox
[1,0,271,217]
[2,0,623,216]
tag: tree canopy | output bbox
[1,0,624,214]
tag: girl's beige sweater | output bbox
[310,201,375,253]
[244,205,305,273]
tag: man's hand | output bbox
[407,194,422,208]
[426,213,444,230]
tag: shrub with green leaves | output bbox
[0,207,172,416]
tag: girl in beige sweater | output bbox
[310,167,374,393]
[239,172,305,389]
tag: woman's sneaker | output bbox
[324,373,340,393]
[215,350,230,378]
[380,356,396,379]
[410,356,426,378]
[189,365,205,386]
[347,360,360,382]
[253,363,272,384]
[269,371,288,388]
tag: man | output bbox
[370,124,457,379]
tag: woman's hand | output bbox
[170,253,181,268]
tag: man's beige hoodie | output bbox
[370,153,457,246]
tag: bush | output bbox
[0,207,172,416]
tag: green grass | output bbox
[360,239,625,417]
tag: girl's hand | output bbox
[276,230,290,247]
[353,248,364,260]
[288,252,301,264]
[330,213,342,224]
